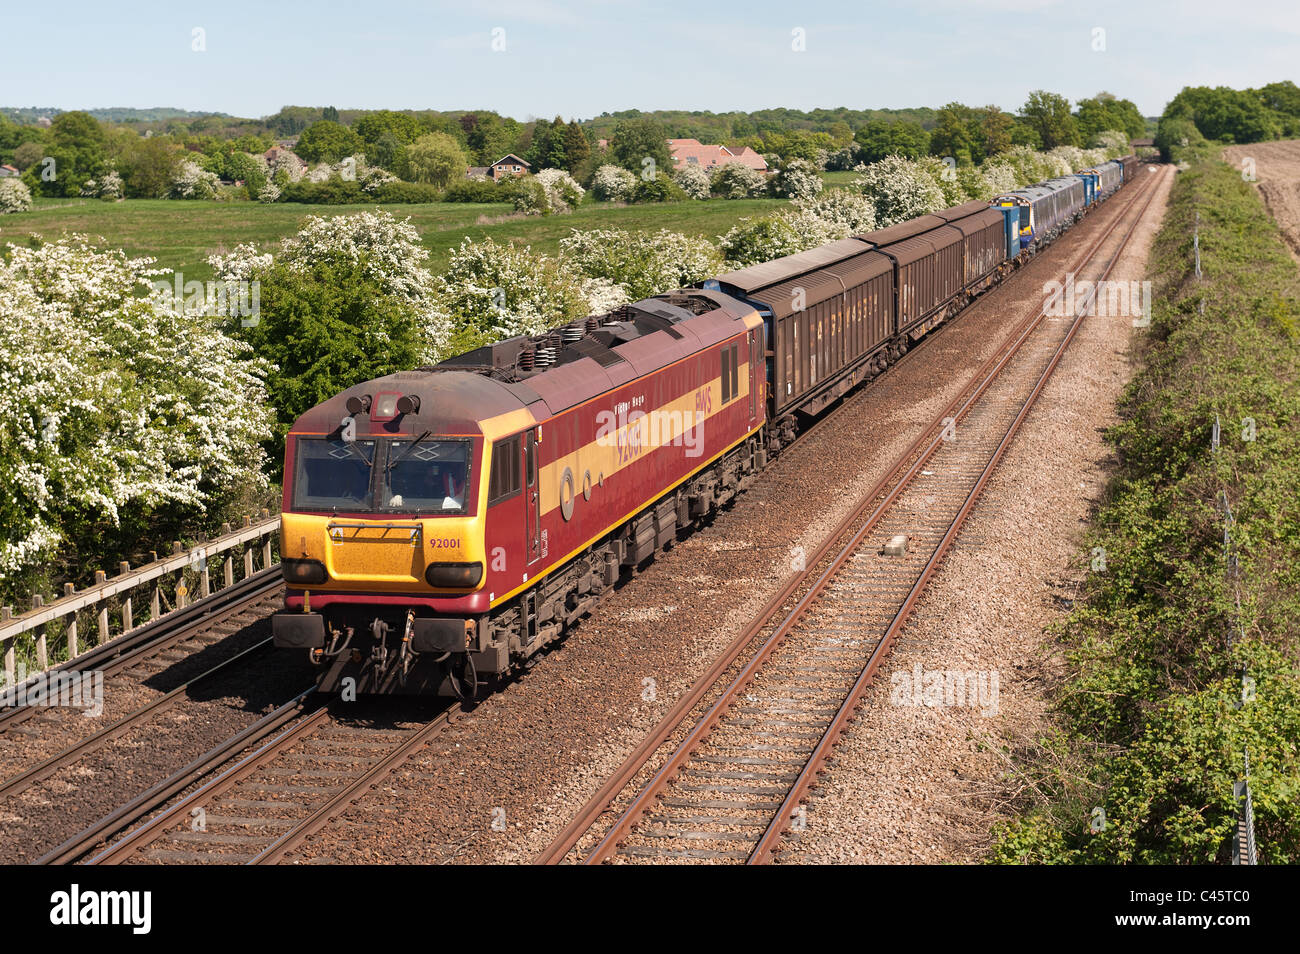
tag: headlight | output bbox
[425,562,483,588]
[282,558,328,585]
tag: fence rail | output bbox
[1,513,280,687]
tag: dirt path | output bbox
[1223,140,1300,262]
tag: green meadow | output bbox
[1,195,790,280]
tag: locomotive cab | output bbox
[271,373,516,698]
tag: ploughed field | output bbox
[1223,139,1300,261]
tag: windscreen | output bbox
[380,439,471,513]
[292,439,375,510]
[291,437,472,514]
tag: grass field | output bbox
[820,170,860,186]
[1,196,789,280]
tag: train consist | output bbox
[272,154,1142,696]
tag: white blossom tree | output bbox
[771,159,824,200]
[170,160,221,199]
[0,178,33,214]
[0,237,273,588]
[852,155,946,228]
[559,227,723,300]
[671,163,711,200]
[591,164,637,202]
[711,161,767,199]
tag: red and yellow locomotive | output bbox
[272,290,764,695]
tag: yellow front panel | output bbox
[325,525,425,583]
[281,511,485,591]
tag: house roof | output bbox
[491,154,530,167]
[668,138,768,173]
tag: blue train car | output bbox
[1072,171,1097,206]
[995,205,1021,259]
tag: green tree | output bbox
[405,132,468,187]
[610,117,671,177]
[1076,92,1146,143]
[979,106,1014,157]
[354,110,421,146]
[295,120,363,163]
[563,119,591,177]
[465,112,515,165]
[24,110,109,196]
[235,257,426,468]
[119,136,181,198]
[929,102,977,164]
[1020,90,1081,149]
[322,106,339,123]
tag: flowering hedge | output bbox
[0,237,272,595]
[559,227,722,300]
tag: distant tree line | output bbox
[1155,81,1300,160]
[0,90,1157,209]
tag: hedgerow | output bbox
[989,159,1300,864]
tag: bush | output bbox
[851,155,946,228]
[443,178,516,203]
[792,188,876,233]
[437,236,591,338]
[234,257,427,465]
[559,227,723,300]
[631,171,686,204]
[170,160,221,200]
[989,160,1300,863]
[717,209,845,266]
[535,168,585,211]
[279,177,365,204]
[671,163,711,199]
[512,177,552,216]
[372,181,445,203]
[591,163,637,202]
[0,237,272,599]
[711,161,767,199]
[0,178,33,213]
[210,210,452,360]
[771,158,824,200]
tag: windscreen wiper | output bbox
[387,431,432,471]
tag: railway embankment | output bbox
[992,158,1300,864]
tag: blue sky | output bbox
[6,0,1298,119]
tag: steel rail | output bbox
[0,567,283,732]
[37,688,318,865]
[0,636,278,803]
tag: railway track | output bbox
[0,568,286,799]
[64,699,461,865]
[537,165,1165,865]
[0,567,283,735]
